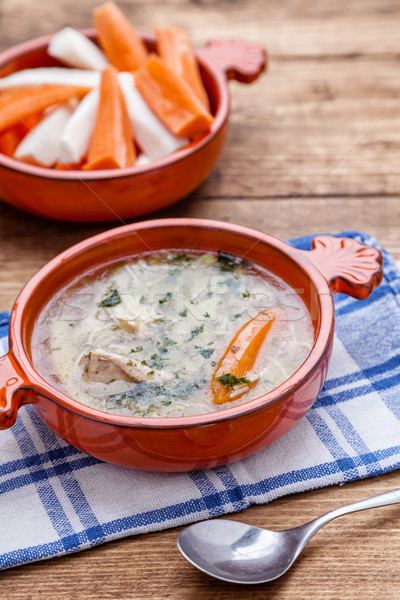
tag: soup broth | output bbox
[31,250,314,417]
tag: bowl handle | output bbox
[0,352,30,429]
[302,235,383,299]
[196,39,267,83]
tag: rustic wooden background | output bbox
[0,0,399,598]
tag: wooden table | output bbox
[0,0,399,598]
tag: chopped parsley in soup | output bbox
[31,250,314,417]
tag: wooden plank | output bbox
[0,0,400,56]
[0,196,398,310]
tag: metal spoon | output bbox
[177,487,400,584]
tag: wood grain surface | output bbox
[0,0,399,598]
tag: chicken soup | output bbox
[31,250,314,417]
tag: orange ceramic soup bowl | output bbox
[0,219,382,471]
[0,32,266,222]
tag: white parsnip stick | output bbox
[59,89,99,164]
[14,102,76,167]
[48,27,109,71]
[118,72,188,161]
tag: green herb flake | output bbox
[139,295,145,304]
[204,312,210,318]
[106,378,116,384]
[242,290,250,298]
[148,370,155,375]
[130,346,143,353]
[216,373,251,390]
[68,323,74,327]
[189,324,204,340]
[141,360,148,366]
[159,292,173,304]
[97,288,121,308]
[151,353,158,361]
[179,309,188,317]
[200,348,214,359]
[126,360,133,366]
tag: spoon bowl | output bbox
[177,519,308,584]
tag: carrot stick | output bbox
[211,310,275,405]
[155,27,210,111]
[0,112,42,156]
[19,112,43,131]
[84,66,136,170]
[93,1,148,71]
[0,85,89,132]
[0,127,21,156]
[134,54,213,138]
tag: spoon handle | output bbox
[299,487,400,546]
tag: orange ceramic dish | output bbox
[0,219,382,471]
[0,33,266,222]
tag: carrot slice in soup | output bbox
[155,27,210,111]
[134,54,213,138]
[212,310,275,405]
[85,65,136,170]
[93,1,148,71]
[0,85,89,131]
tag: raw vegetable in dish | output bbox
[31,250,314,418]
[134,54,213,138]
[0,1,213,169]
[48,27,109,70]
[155,27,210,111]
[118,72,188,161]
[93,1,148,71]
[0,85,89,131]
[0,113,42,157]
[84,65,136,169]
[14,101,77,167]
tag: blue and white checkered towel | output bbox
[0,231,399,571]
